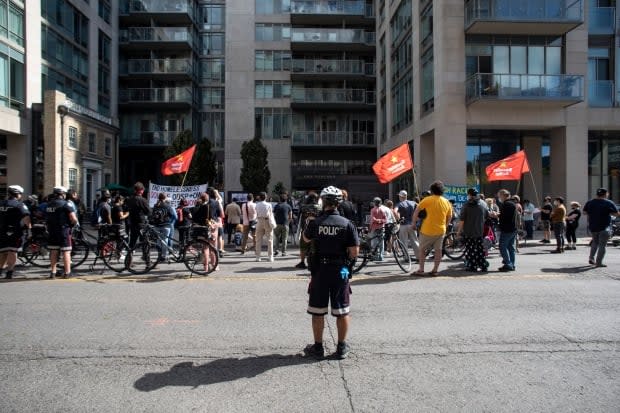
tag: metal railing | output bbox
[465,0,583,25]
[588,80,616,107]
[290,0,372,16]
[291,88,376,104]
[291,59,375,75]
[120,58,193,76]
[120,131,179,146]
[466,73,584,102]
[119,87,193,104]
[588,7,616,35]
[291,28,375,45]
[292,131,375,146]
[120,0,194,17]
[119,27,193,44]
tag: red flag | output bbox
[161,144,196,176]
[485,150,530,181]
[372,144,413,184]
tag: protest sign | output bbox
[148,183,208,208]
[443,184,479,216]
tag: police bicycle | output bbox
[352,225,411,274]
[20,224,89,269]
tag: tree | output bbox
[272,182,286,197]
[240,137,270,194]
[162,130,216,186]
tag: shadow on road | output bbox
[540,265,594,274]
[134,354,316,391]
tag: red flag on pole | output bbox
[485,150,531,181]
[372,143,413,184]
[161,144,196,176]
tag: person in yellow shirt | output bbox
[411,181,453,275]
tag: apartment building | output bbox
[0,0,119,206]
[378,0,620,205]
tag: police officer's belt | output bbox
[319,256,347,265]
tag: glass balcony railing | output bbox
[290,0,372,16]
[119,87,193,104]
[120,59,193,76]
[588,7,616,34]
[466,73,584,103]
[120,0,194,17]
[291,88,375,104]
[291,28,375,45]
[465,0,583,24]
[291,59,375,75]
[588,80,616,107]
[120,131,179,146]
[292,131,375,146]
[119,27,193,45]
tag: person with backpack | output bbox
[151,192,175,262]
[224,199,241,245]
[240,193,257,254]
[176,198,192,249]
[295,192,321,269]
[97,190,112,226]
[125,182,151,249]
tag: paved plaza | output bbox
[1,236,619,412]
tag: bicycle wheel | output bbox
[352,242,371,274]
[183,240,218,276]
[125,240,159,275]
[101,239,129,273]
[70,238,90,269]
[22,237,50,268]
[443,232,465,260]
[392,239,412,273]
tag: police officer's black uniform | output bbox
[304,209,359,316]
[46,197,76,251]
[0,198,30,252]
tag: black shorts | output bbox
[48,227,73,252]
[307,265,351,317]
[0,232,22,252]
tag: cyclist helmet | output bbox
[320,186,343,205]
[8,185,24,195]
[53,186,68,195]
[372,197,382,205]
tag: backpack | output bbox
[151,204,169,225]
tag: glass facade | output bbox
[255,80,291,98]
[589,132,620,203]
[0,1,24,46]
[255,24,291,41]
[255,107,292,139]
[0,43,23,109]
[256,0,291,14]
[255,50,292,71]
[390,0,413,133]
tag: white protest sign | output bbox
[148,183,208,208]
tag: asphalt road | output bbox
[1,240,619,412]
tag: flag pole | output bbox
[528,171,541,207]
[180,170,189,188]
[407,145,420,199]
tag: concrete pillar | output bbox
[549,124,589,204]
[523,137,543,205]
[419,131,435,191]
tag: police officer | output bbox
[0,185,31,279]
[302,186,359,359]
[46,186,79,279]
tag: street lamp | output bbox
[57,105,69,186]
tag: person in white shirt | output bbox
[254,191,274,262]
[240,193,257,253]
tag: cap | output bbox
[8,185,24,195]
[596,187,608,196]
[53,186,67,194]
[398,190,408,198]
[467,188,479,197]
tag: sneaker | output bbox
[281,251,287,256]
[588,258,595,265]
[595,263,607,268]
[335,342,350,360]
[49,272,57,279]
[219,250,224,258]
[4,271,13,279]
[303,343,325,359]
[274,251,279,256]
[498,265,514,272]
[62,272,77,279]
[295,261,307,269]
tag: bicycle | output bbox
[352,226,411,274]
[21,224,89,269]
[420,222,466,261]
[87,224,132,273]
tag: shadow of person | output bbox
[540,265,594,274]
[134,354,316,391]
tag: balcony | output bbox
[290,1,374,26]
[119,0,194,24]
[588,7,616,35]
[119,87,194,108]
[291,88,375,110]
[465,0,583,35]
[292,131,375,147]
[589,80,617,107]
[466,73,584,107]
[290,28,375,52]
[119,27,194,50]
[119,59,193,80]
[291,59,375,81]
[120,131,179,146]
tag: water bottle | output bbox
[340,266,349,280]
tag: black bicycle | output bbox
[21,224,89,269]
[352,226,411,274]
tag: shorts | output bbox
[419,233,444,255]
[542,220,551,231]
[307,266,351,317]
[48,227,73,252]
[0,232,22,252]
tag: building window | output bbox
[98,31,110,64]
[199,5,225,30]
[88,132,96,153]
[255,80,291,98]
[0,1,24,46]
[68,168,77,190]
[391,72,413,132]
[68,126,78,149]
[255,50,291,71]
[390,0,412,47]
[201,112,225,149]
[104,137,112,156]
[201,87,225,109]
[421,48,434,114]
[200,58,225,83]
[201,33,224,55]
[255,107,291,139]
[256,0,291,14]
[255,24,291,41]
[0,46,24,109]
[98,0,111,24]
[104,173,111,186]
[41,26,89,82]
[41,0,89,47]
